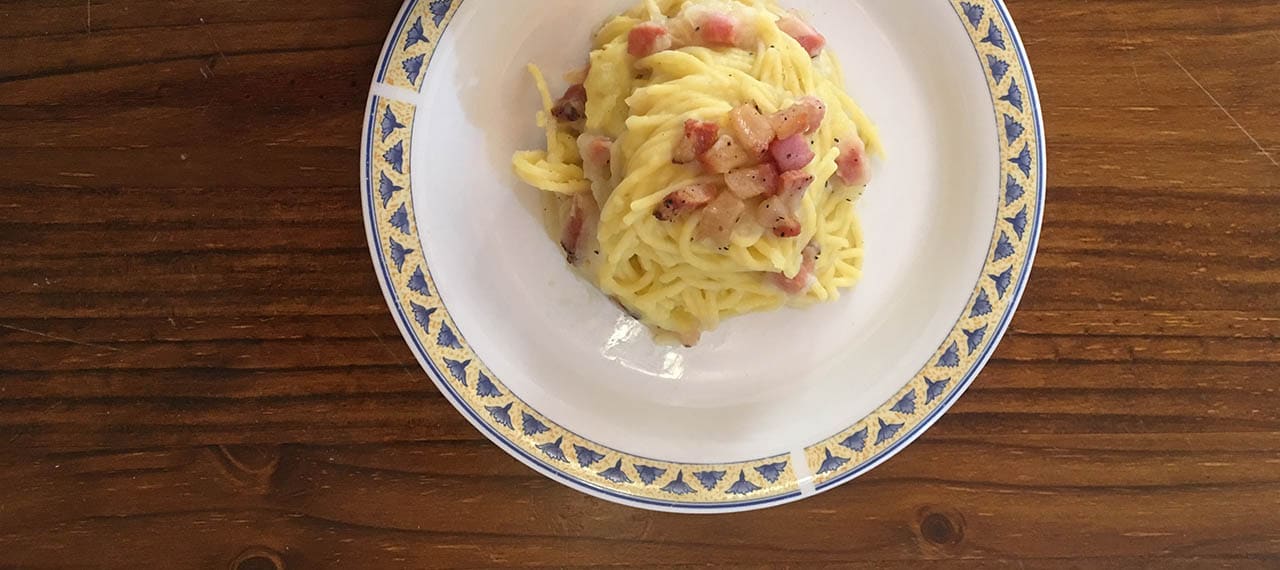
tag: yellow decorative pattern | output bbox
[364,0,1043,509]
[805,0,1041,488]
[380,0,463,91]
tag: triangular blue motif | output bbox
[409,302,436,331]
[408,267,430,296]
[437,322,462,349]
[635,465,666,485]
[1001,79,1024,111]
[380,106,405,142]
[817,449,849,475]
[892,391,917,415]
[693,470,726,490]
[485,403,513,429]
[521,412,548,435]
[403,18,428,50]
[573,445,605,467]
[1005,207,1029,240]
[1005,179,1025,212]
[598,460,633,483]
[994,232,1016,261]
[725,471,761,495]
[987,55,1009,84]
[384,141,405,173]
[971,289,993,318]
[965,326,988,354]
[875,418,904,445]
[661,472,696,495]
[429,0,452,27]
[377,172,402,207]
[389,238,414,272]
[1010,144,1032,176]
[475,373,501,398]
[1004,114,1025,145]
[925,377,951,404]
[937,341,961,367]
[754,461,788,483]
[839,427,869,452]
[982,21,1006,49]
[537,436,567,462]
[402,54,425,85]
[960,2,984,28]
[444,358,469,385]
[389,204,411,235]
[990,267,1013,298]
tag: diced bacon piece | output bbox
[778,170,814,205]
[561,192,599,264]
[724,163,779,199]
[769,96,827,139]
[835,137,871,186]
[628,22,673,58]
[696,192,747,246]
[699,12,739,47]
[577,134,613,185]
[654,183,718,221]
[728,104,776,158]
[757,196,801,238]
[673,119,720,164]
[771,243,820,294]
[769,134,815,172]
[551,84,587,123]
[778,14,827,57]
[699,135,753,174]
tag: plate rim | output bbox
[359,0,1045,513]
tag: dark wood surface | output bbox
[2,1,1278,568]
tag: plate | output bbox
[360,0,1044,513]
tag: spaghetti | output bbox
[513,0,881,344]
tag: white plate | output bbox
[361,0,1044,513]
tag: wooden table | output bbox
[2,1,1278,568]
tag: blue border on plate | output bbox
[362,0,1045,510]
[376,0,421,84]
[812,3,1046,490]
[363,99,803,510]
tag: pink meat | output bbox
[757,196,801,238]
[654,183,718,221]
[778,170,815,205]
[700,135,753,174]
[724,163,779,199]
[770,96,827,139]
[769,134,816,172]
[777,15,826,57]
[578,134,614,185]
[673,119,721,164]
[551,84,587,123]
[728,103,776,158]
[628,22,673,58]
[700,12,739,47]
[835,138,871,186]
[561,192,599,264]
[696,192,747,246]
[771,243,820,294]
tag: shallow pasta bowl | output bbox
[360,0,1044,513]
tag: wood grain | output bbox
[0,0,1277,567]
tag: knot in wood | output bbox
[919,509,964,546]
[215,445,281,488]
[231,547,285,570]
